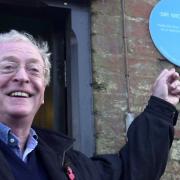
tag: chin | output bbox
[9,111,32,118]
[7,107,34,117]
[4,103,40,118]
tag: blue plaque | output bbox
[149,0,180,66]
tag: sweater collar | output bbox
[35,128,75,168]
[35,128,74,154]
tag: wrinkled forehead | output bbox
[0,41,43,63]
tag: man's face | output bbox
[0,41,45,121]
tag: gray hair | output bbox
[0,30,51,86]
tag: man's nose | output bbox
[12,67,30,83]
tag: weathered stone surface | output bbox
[162,160,180,179]
[127,38,162,58]
[94,92,127,153]
[125,18,149,39]
[125,0,153,18]
[171,140,180,161]
[92,34,123,55]
[91,14,123,35]
[91,0,121,16]
[92,53,124,74]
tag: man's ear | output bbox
[42,99,44,104]
[41,86,45,105]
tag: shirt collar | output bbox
[0,122,12,144]
[0,122,38,147]
[29,128,38,141]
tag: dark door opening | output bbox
[0,4,70,134]
[0,1,94,156]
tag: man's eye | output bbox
[27,65,43,76]
[0,64,16,73]
[4,65,14,70]
[30,67,39,72]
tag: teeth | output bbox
[10,92,29,98]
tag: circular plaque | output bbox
[149,0,180,66]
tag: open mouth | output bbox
[8,91,32,98]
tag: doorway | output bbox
[0,4,70,134]
[0,1,94,156]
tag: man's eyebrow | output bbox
[27,58,42,63]
[0,56,18,62]
[0,57,42,64]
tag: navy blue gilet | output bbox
[0,140,49,180]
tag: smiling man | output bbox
[0,38,46,152]
[0,30,179,180]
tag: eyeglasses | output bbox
[0,60,45,78]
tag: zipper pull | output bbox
[66,166,75,180]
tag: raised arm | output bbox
[90,69,179,180]
[152,68,180,105]
[68,69,179,180]
[120,68,179,179]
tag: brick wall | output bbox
[91,0,180,179]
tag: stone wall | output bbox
[91,0,180,179]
